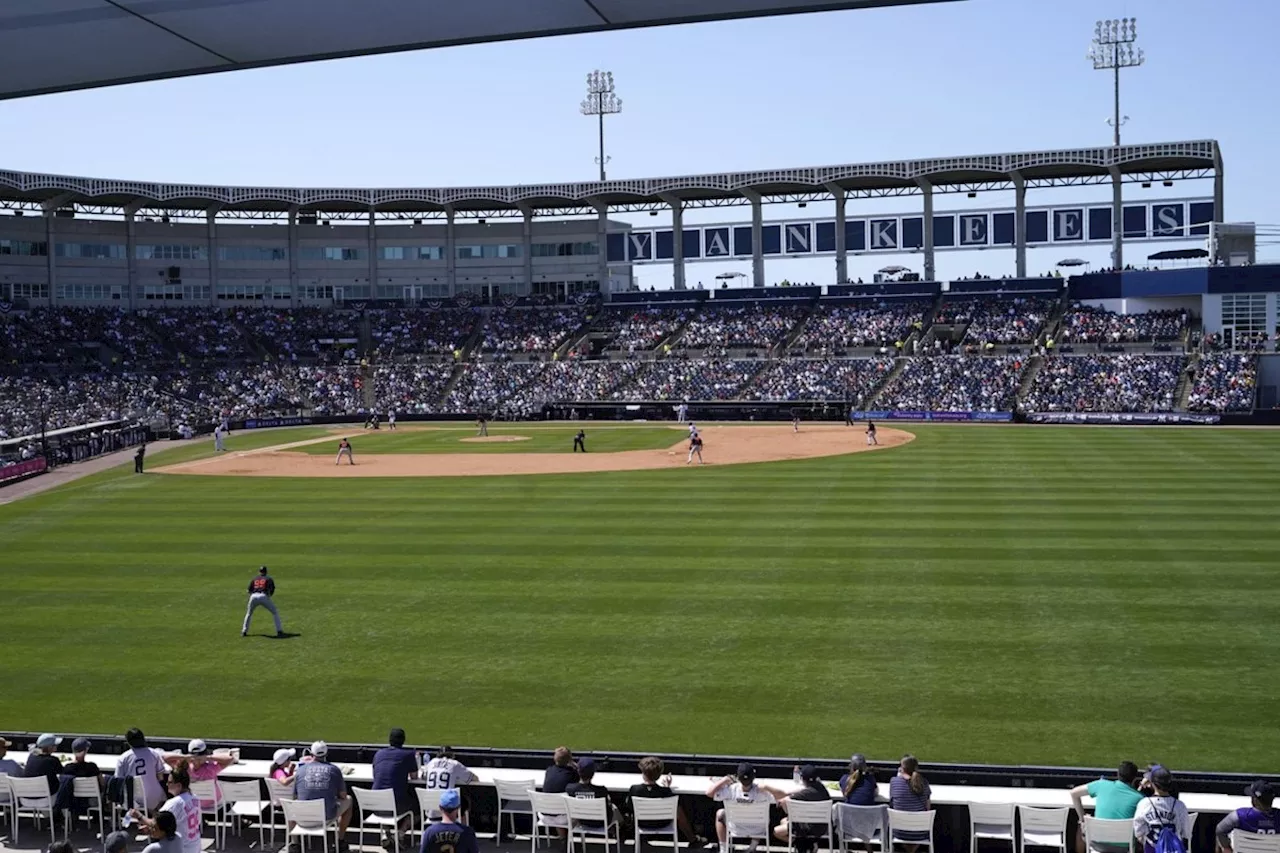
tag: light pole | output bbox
[580,70,622,181]
[1088,18,1144,147]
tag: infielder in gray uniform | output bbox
[242,565,284,637]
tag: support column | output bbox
[367,209,378,300]
[662,194,686,290]
[1212,148,1225,265]
[595,202,609,294]
[287,207,300,307]
[445,207,457,297]
[1109,166,1124,270]
[125,210,138,310]
[45,213,56,305]
[206,209,219,306]
[520,206,534,295]
[745,191,765,288]
[917,179,935,282]
[1012,171,1027,279]
[825,184,847,285]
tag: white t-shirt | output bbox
[715,782,774,836]
[162,791,203,853]
[116,747,166,807]
[420,757,476,789]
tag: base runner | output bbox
[242,566,283,637]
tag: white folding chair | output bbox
[192,779,228,850]
[265,777,296,846]
[530,791,570,853]
[495,778,538,842]
[785,799,834,853]
[415,788,444,831]
[280,798,339,853]
[1081,817,1133,853]
[1232,831,1280,853]
[10,775,58,845]
[724,800,774,853]
[221,779,270,851]
[352,787,414,853]
[887,809,936,853]
[565,796,620,853]
[0,774,14,839]
[835,803,888,853]
[969,804,1015,853]
[66,777,106,840]
[1018,807,1069,853]
[632,796,679,853]
[1184,813,1198,848]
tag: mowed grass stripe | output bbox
[0,424,1277,770]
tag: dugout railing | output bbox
[0,730,1257,853]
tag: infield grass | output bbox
[292,424,685,454]
[1,423,1278,772]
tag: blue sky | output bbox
[0,0,1273,288]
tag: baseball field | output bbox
[1,422,1277,772]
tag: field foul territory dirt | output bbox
[154,425,914,479]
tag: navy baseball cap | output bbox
[259,566,268,574]
[578,758,597,775]
[798,764,820,782]
[73,737,92,752]
[1246,780,1275,801]
[439,789,462,811]
[736,762,756,782]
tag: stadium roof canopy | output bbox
[0,0,960,101]
[0,141,1222,220]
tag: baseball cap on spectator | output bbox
[310,740,329,757]
[273,748,296,765]
[578,758,597,776]
[73,737,92,753]
[105,830,131,853]
[36,733,62,749]
[188,739,208,755]
[1149,765,1173,790]
[1246,780,1275,804]
[439,789,461,811]
[736,762,757,784]
[798,764,820,782]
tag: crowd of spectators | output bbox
[369,308,478,358]
[1187,353,1257,412]
[677,304,808,350]
[374,361,457,414]
[880,356,1025,412]
[148,308,259,362]
[440,362,544,415]
[479,307,586,353]
[1023,355,1185,413]
[629,359,759,401]
[936,297,1054,345]
[512,360,644,406]
[597,306,695,352]
[293,365,365,415]
[792,302,927,353]
[234,307,360,362]
[742,358,895,402]
[1060,305,1189,344]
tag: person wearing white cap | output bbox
[294,741,352,852]
[23,733,64,793]
[269,748,298,785]
[164,739,238,808]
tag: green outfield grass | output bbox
[292,424,684,454]
[1,424,1278,772]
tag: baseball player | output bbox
[686,432,704,465]
[335,437,354,465]
[388,410,396,431]
[866,421,878,446]
[134,443,146,474]
[213,424,226,452]
[688,422,699,439]
[792,411,800,433]
[675,402,688,424]
[476,415,489,437]
[573,429,586,453]
[242,566,284,637]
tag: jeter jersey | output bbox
[161,791,203,853]
[420,757,476,790]
[116,747,166,807]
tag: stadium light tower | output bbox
[1088,18,1145,147]
[580,70,622,181]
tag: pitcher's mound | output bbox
[460,435,530,443]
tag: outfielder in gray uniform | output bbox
[242,565,284,637]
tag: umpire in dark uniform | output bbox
[134,443,146,474]
[573,429,586,452]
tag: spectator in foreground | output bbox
[629,755,699,844]
[419,789,478,853]
[117,728,167,810]
[840,754,878,805]
[1070,761,1143,853]
[540,746,578,839]
[1133,766,1191,853]
[64,737,102,781]
[889,755,932,851]
[23,733,63,792]
[104,829,132,853]
[141,809,182,853]
[294,741,353,853]
[1215,780,1277,851]
[707,762,789,853]
[566,758,620,831]
[0,736,23,775]
[373,727,419,848]
[269,748,298,785]
[774,764,833,851]
[131,761,201,853]
[167,738,237,808]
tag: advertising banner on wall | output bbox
[1026,412,1220,425]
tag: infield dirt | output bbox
[154,424,913,479]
